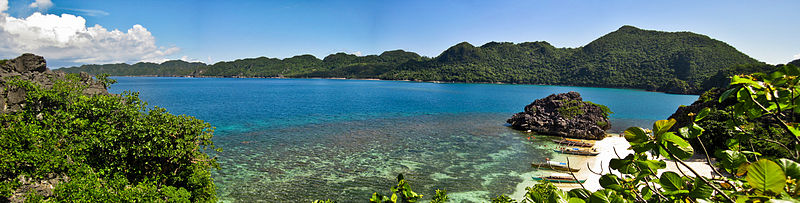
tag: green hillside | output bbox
[790,59,800,66]
[59,26,771,94]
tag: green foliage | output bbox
[0,75,218,201]
[59,26,768,94]
[59,60,207,77]
[789,59,800,67]
[585,101,613,118]
[747,159,786,195]
[558,100,585,119]
[430,189,448,203]
[490,194,517,203]
[309,65,800,203]
[369,174,423,203]
[776,158,800,179]
[524,182,560,202]
[95,73,117,88]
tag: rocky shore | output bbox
[0,53,107,114]
[506,92,611,140]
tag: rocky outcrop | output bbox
[0,54,106,202]
[0,53,107,113]
[507,91,611,140]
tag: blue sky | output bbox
[1,0,799,67]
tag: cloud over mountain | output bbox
[0,0,178,65]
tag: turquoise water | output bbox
[109,77,698,202]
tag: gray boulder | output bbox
[0,53,108,113]
[507,91,611,140]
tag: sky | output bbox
[0,0,798,68]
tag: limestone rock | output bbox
[507,91,611,139]
[0,53,108,114]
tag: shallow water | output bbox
[109,77,697,202]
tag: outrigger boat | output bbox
[552,138,594,147]
[531,161,580,172]
[532,175,586,183]
[553,147,599,156]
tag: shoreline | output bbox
[101,75,697,95]
[510,134,715,200]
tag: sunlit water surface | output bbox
[109,77,697,202]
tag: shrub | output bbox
[0,75,219,202]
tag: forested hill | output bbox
[59,25,772,94]
[790,59,800,66]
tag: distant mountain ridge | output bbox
[59,25,773,94]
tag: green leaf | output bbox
[695,107,711,122]
[719,87,739,103]
[549,189,570,203]
[731,75,764,88]
[737,87,752,103]
[776,158,800,179]
[725,139,740,150]
[688,177,713,199]
[609,155,639,174]
[370,193,385,203]
[566,197,585,203]
[659,172,685,191]
[568,188,591,199]
[660,132,694,160]
[653,119,676,136]
[635,160,666,172]
[641,187,652,200]
[716,150,748,172]
[688,123,704,138]
[623,127,649,143]
[630,141,657,154]
[662,190,690,196]
[747,159,786,194]
[788,125,800,138]
[599,174,623,191]
[589,190,614,203]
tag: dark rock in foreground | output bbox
[0,53,107,113]
[507,91,611,140]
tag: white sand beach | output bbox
[511,135,716,200]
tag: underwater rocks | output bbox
[0,53,108,113]
[507,91,611,140]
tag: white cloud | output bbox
[179,55,205,63]
[0,1,178,64]
[351,51,362,56]
[794,53,800,60]
[0,0,7,13]
[60,8,109,17]
[29,0,53,10]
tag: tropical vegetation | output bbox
[313,64,800,202]
[0,74,219,202]
[59,26,773,94]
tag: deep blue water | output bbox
[109,77,698,202]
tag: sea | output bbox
[108,77,697,202]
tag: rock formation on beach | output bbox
[0,53,107,113]
[507,91,611,140]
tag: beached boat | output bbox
[553,147,599,156]
[552,138,594,147]
[531,161,580,172]
[532,176,586,183]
